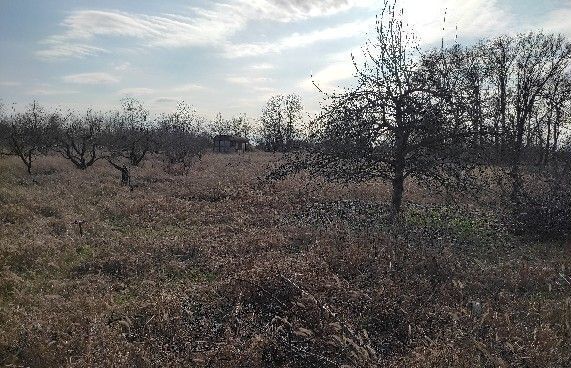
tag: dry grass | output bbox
[0,153,570,367]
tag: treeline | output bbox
[0,94,307,174]
[272,2,571,238]
[0,99,207,173]
[285,30,571,208]
[443,33,571,179]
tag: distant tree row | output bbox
[0,94,307,174]
[0,99,205,173]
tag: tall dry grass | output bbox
[0,153,569,367]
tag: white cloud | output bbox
[226,76,273,85]
[154,97,178,104]
[0,81,21,87]
[171,83,205,92]
[36,1,374,60]
[396,0,512,44]
[36,42,106,60]
[225,18,372,57]
[114,62,132,71]
[117,87,154,96]
[237,0,375,22]
[115,84,204,99]
[63,72,119,84]
[26,88,78,96]
[36,9,241,59]
[300,61,355,92]
[298,0,513,93]
[250,63,275,70]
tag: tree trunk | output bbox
[390,171,405,221]
[544,112,552,166]
[510,114,526,206]
[391,111,407,221]
[498,69,507,156]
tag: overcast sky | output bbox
[1,0,570,118]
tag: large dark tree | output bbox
[274,1,474,219]
[507,33,571,203]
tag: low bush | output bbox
[510,190,571,241]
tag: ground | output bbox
[0,153,570,367]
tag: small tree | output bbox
[56,110,104,170]
[260,94,303,152]
[210,113,252,139]
[157,102,210,171]
[2,101,58,174]
[107,97,152,166]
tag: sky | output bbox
[1,0,570,119]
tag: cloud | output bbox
[300,61,355,92]
[395,0,513,44]
[114,84,205,101]
[0,81,21,87]
[36,9,241,59]
[36,1,373,60]
[63,72,119,84]
[225,18,372,57]
[114,62,132,71]
[226,76,273,85]
[36,42,106,60]
[117,87,154,96]
[298,0,513,93]
[250,63,275,70]
[154,97,178,104]
[26,88,78,96]
[171,83,205,92]
[239,0,375,22]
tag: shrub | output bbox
[510,190,571,241]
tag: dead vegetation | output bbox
[0,153,570,367]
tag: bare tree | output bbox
[274,1,474,219]
[260,94,303,152]
[107,97,152,166]
[0,100,7,153]
[1,101,59,174]
[538,71,571,166]
[56,110,105,170]
[157,102,210,171]
[211,113,252,139]
[458,42,491,149]
[211,112,232,137]
[485,35,517,156]
[507,33,571,203]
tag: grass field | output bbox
[0,153,570,367]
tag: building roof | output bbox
[213,134,249,143]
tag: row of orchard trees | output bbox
[0,94,307,174]
[0,99,221,174]
[277,1,571,219]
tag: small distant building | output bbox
[213,135,249,153]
